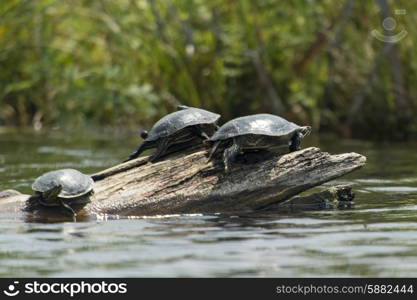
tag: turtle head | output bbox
[41,184,63,205]
[140,130,149,140]
[300,126,312,138]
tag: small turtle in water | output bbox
[125,105,220,162]
[26,169,94,217]
[207,114,311,171]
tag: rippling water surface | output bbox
[1,132,417,277]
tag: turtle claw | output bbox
[124,142,149,162]
[60,199,77,218]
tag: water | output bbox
[1,131,417,277]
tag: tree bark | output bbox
[85,147,366,216]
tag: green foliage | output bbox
[0,0,416,139]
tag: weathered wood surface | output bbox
[85,147,366,216]
[0,147,366,219]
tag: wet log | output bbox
[85,147,366,216]
[0,147,366,219]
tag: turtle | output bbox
[207,114,311,172]
[125,105,221,162]
[26,168,94,217]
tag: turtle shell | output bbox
[210,114,301,141]
[145,107,220,142]
[32,169,94,199]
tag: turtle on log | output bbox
[207,114,311,171]
[125,105,220,162]
[26,169,94,217]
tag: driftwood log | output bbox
[85,147,365,216]
[0,147,366,220]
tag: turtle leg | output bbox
[223,139,242,172]
[25,193,43,211]
[124,141,152,162]
[149,138,171,162]
[60,199,77,219]
[190,125,210,140]
[26,185,62,211]
[207,141,221,162]
[289,132,301,152]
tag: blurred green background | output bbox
[0,0,416,139]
